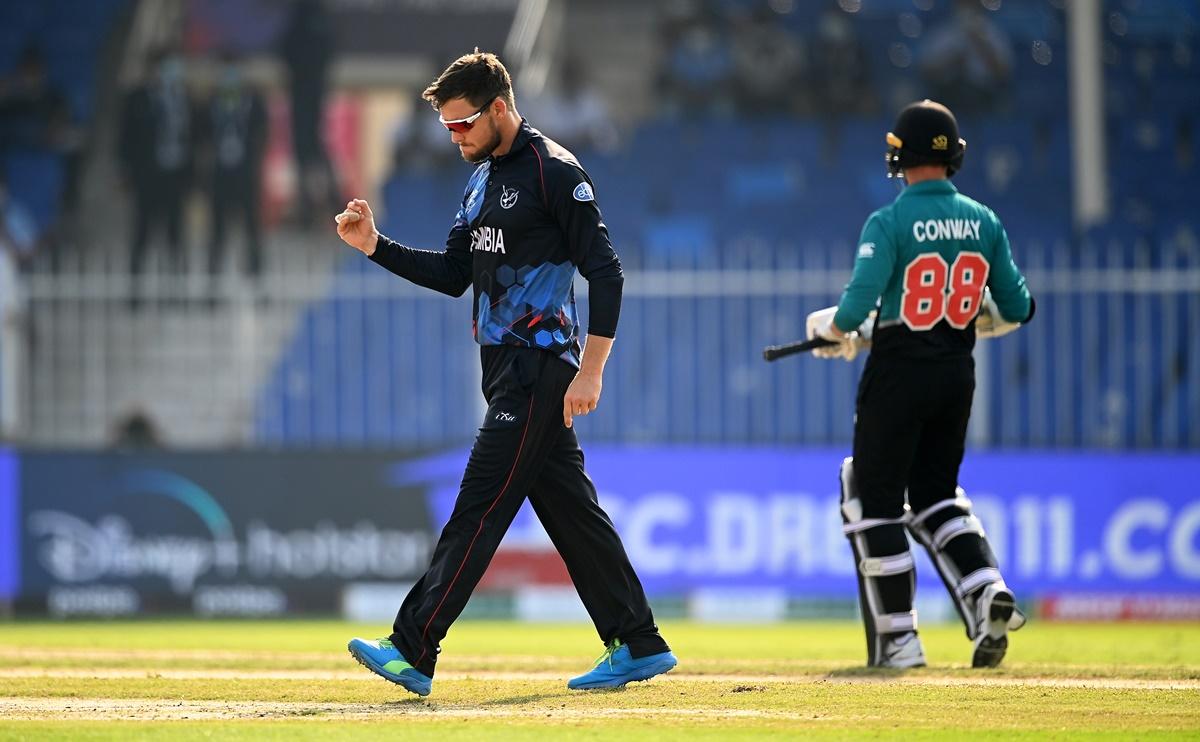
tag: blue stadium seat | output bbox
[255,4,1199,449]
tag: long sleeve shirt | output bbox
[369,119,623,368]
[834,179,1032,359]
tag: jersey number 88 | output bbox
[900,252,990,330]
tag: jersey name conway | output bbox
[912,218,981,242]
[834,179,1031,359]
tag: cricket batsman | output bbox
[807,100,1034,668]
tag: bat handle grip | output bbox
[761,337,837,362]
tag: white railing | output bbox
[5,245,1199,449]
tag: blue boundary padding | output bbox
[0,449,19,600]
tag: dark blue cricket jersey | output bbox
[369,120,623,368]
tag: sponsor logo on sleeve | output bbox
[573,182,594,202]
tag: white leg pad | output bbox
[874,610,918,634]
[842,457,919,666]
[955,567,1004,598]
[860,552,916,577]
[932,515,986,549]
[909,490,1016,640]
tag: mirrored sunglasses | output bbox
[439,101,491,133]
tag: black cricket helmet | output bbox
[885,99,966,178]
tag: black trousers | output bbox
[852,354,975,520]
[391,345,669,677]
[209,172,262,278]
[130,171,188,276]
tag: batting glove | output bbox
[805,307,860,361]
[975,287,1021,338]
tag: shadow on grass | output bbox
[481,688,591,706]
[824,665,919,679]
[379,697,432,709]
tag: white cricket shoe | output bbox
[878,631,927,669]
[971,582,1025,668]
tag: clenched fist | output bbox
[336,199,379,256]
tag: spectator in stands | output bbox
[1177,113,1194,172]
[808,6,875,117]
[118,48,197,289]
[0,45,72,154]
[202,52,268,295]
[658,12,735,116]
[0,174,37,265]
[111,408,164,449]
[808,5,878,165]
[729,5,806,115]
[390,55,474,175]
[520,55,619,153]
[919,0,1014,115]
[279,0,341,228]
[390,100,461,175]
[0,174,30,438]
[0,45,79,267]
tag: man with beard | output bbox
[335,50,676,697]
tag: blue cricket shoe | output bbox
[567,639,678,690]
[347,637,433,697]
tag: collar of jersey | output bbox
[900,180,958,198]
[490,118,536,164]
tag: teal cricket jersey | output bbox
[833,179,1032,359]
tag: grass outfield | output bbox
[0,620,1198,739]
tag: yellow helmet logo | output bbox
[931,135,949,151]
